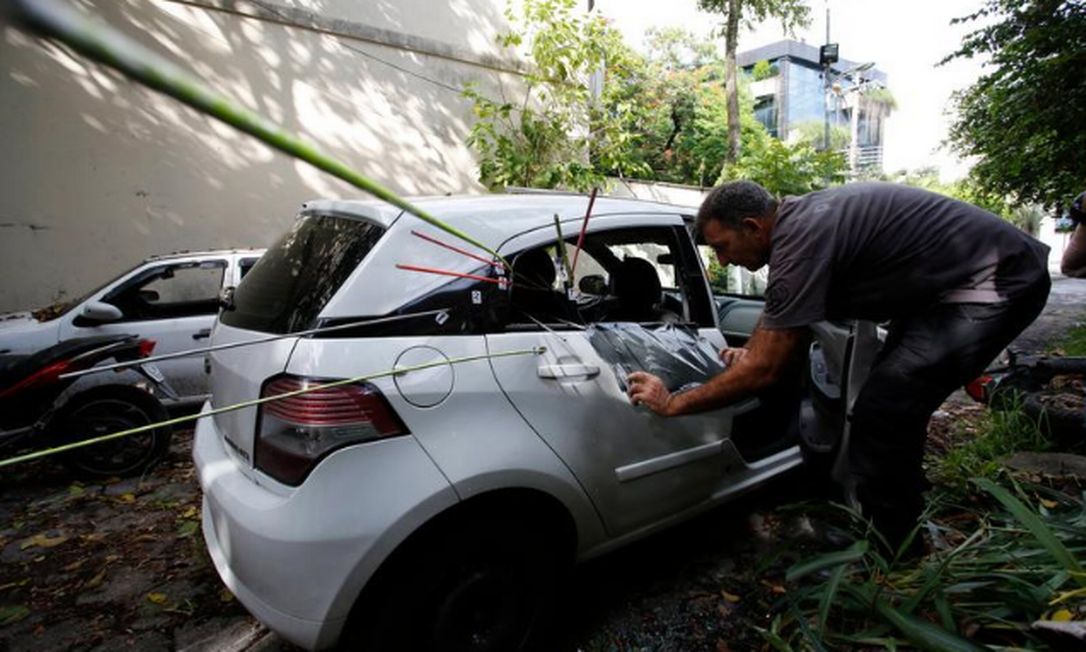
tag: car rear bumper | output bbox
[193,401,459,650]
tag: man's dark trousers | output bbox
[848,275,1051,550]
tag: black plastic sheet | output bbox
[588,323,725,394]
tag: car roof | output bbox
[302,193,693,237]
[144,248,266,262]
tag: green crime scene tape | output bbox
[6,0,510,271]
[0,347,544,469]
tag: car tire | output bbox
[52,385,173,478]
[346,513,562,652]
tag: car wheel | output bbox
[52,385,173,478]
[346,514,562,652]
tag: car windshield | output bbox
[220,214,385,334]
[29,262,145,322]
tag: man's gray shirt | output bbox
[762,183,1050,329]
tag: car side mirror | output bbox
[579,274,607,296]
[80,301,123,323]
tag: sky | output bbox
[595,0,990,181]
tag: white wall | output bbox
[0,0,524,312]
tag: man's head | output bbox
[696,180,778,271]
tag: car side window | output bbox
[503,226,714,330]
[239,257,260,280]
[103,261,226,322]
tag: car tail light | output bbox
[965,375,993,403]
[255,375,409,485]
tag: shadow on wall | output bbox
[0,0,521,311]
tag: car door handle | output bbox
[193,328,212,340]
[537,363,600,380]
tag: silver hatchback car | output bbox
[194,194,863,651]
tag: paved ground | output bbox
[1,276,1083,652]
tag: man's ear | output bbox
[740,216,764,234]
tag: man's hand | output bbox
[626,371,674,416]
[720,347,747,366]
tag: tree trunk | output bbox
[723,0,742,165]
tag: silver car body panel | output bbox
[194,404,458,650]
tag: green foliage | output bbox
[643,26,718,71]
[1057,319,1086,356]
[751,60,778,81]
[944,0,1086,208]
[721,129,848,197]
[790,120,850,151]
[884,167,1047,234]
[463,0,649,191]
[619,29,731,186]
[697,0,812,163]
[927,400,1051,498]
[768,482,1086,651]
[860,85,897,111]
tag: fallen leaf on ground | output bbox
[112,493,136,504]
[147,592,168,605]
[181,506,198,519]
[63,560,85,572]
[134,534,157,543]
[176,521,199,539]
[20,533,69,550]
[722,591,741,603]
[219,587,235,603]
[81,533,105,544]
[0,605,30,626]
[0,578,30,591]
[84,569,106,589]
[68,485,86,497]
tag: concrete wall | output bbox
[0,0,524,312]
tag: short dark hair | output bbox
[696,180,778,232]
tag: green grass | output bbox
[927,401,1052,498]
[1056,319,1086,356]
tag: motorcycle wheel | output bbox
[53,385,173,478]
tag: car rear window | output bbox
[221,214,385,334]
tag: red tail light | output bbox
[255,375,408,485]
[965,375,993,403]
[0,360,75,400]
[137,339,156,358]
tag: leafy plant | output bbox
[463,0,649,191]
[768,481,1086,651]
[697,0,812,164]
[943,0,1086,209]
[1056,320,1086,357]
[721,129,847,197]
[751,60,779,81]
[928,399,1051,497]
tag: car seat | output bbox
[609,257,679,323]
[509,248,571,323]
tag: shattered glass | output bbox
[588,323,725,394]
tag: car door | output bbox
[487,216,757,536]
[60,258,227,400]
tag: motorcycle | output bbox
[0,334,174,477]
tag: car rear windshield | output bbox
[221,214,385,334]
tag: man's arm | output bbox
[626,326,806,417]
[1062,223,1086,278]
